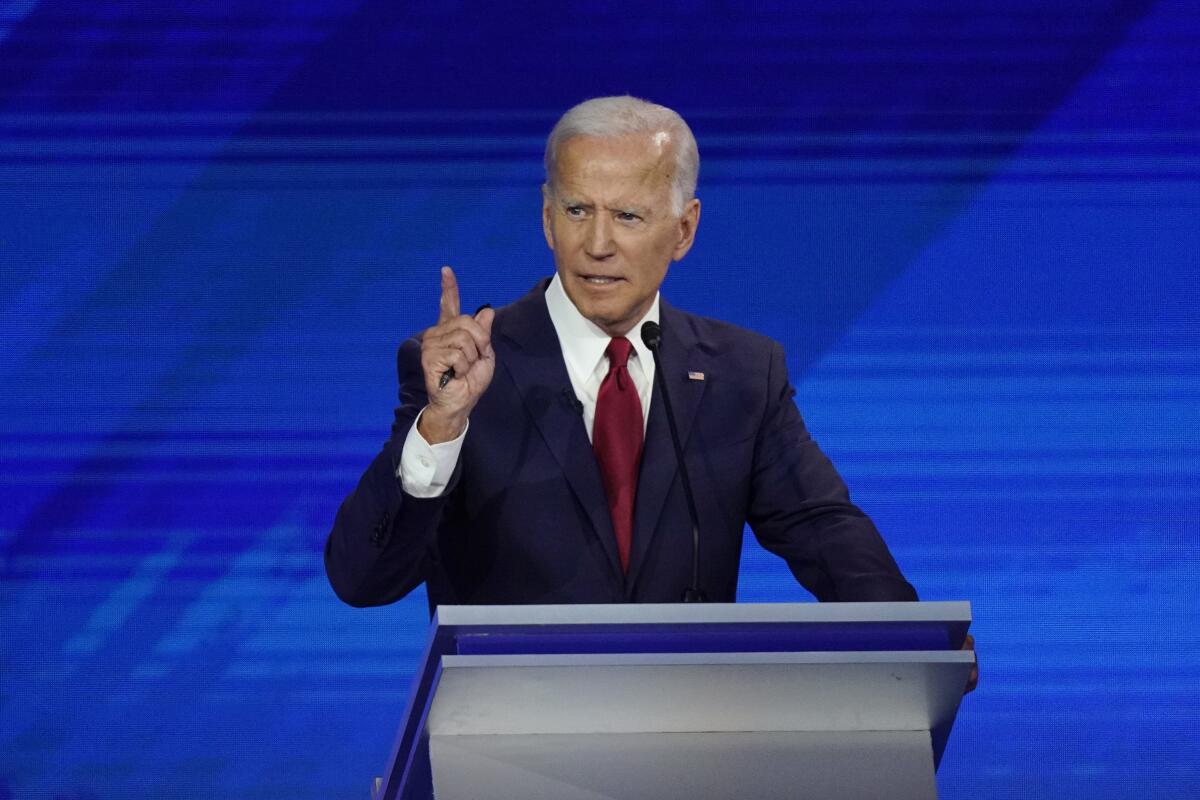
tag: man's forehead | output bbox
[554,133,673,188]
[558,131,672,166]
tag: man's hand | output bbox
[962,633,979,693]
[418,266,496,443]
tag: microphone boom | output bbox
[640,321,706,602]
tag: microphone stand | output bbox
[641,321,706,603]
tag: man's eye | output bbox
[564,206,585,218]
[616,212,642,223]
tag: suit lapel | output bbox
[493,280,624,579]
[626,301,709,596]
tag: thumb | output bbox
[476,306,496,355]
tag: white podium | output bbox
[373,602,974,800]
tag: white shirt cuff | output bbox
[397,408,467,498]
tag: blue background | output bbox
[2,1,1198,797]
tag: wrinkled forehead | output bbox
[550,131,676,194]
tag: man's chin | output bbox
[562,287,638,336]
[586,311,637,338]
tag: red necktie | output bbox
[593,337,644,573]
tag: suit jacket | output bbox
[324,279,917,607]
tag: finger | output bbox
[424,339,477,380]
[427,324,482,357]
[438,266,461,324]
[427,348,470,384]
[429,311,489,352]
[438,329,481,364]
[447,350,471,379]
[962,634,978,693]
[476,306,496,356]
[443,314,492,355]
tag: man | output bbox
[325,96,919,611]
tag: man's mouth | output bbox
[581,274,622,285]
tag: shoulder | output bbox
[485,278,553,347]
[665,304,781,364]
[665,305,794,434]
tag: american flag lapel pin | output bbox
[687,371,705,381]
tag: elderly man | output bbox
[325,95,918,609]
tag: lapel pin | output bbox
[687,371,705,381]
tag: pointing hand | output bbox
[418,266,496,443]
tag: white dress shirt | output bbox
[398,274,658,497]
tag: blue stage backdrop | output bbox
[2,2,1198,798]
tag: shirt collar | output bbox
[545,273,660,382]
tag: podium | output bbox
[373,602,973,800]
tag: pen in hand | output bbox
[438,303,493,390]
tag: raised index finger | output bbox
[438,265,461,324]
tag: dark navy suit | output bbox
[325,280,917,607]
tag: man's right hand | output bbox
[417,266,496,444]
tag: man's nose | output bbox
[585,214,615,259]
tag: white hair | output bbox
[543,95,699,216]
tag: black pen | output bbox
[438,304,492,390]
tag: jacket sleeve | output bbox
[746,341,918,602]
[323,336,460,607]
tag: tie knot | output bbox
[605,337,634,369]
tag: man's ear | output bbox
[672,197,701,261]
[541,184,556,251]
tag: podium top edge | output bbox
[439,649,978,668]
[433,601,971,627]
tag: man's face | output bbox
[542,132,700,338]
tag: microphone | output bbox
[640,320,706,603]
